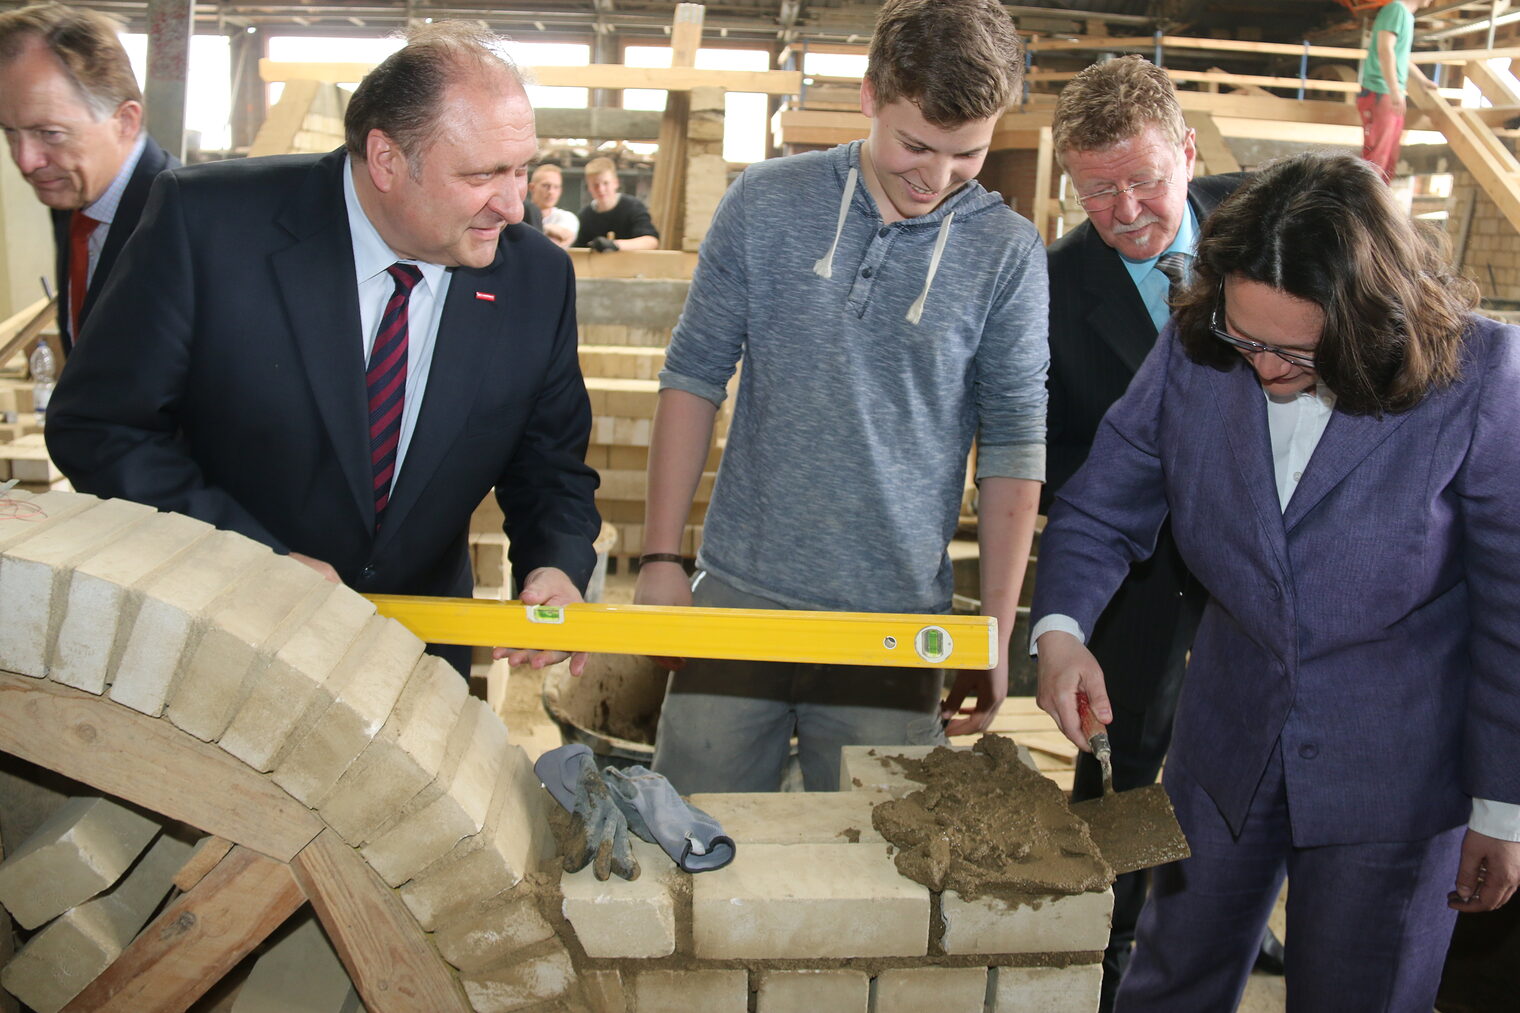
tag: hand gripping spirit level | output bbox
[364,596,997,670]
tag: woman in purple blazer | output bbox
[1032,152,1520,1011]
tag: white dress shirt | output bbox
[342,157,453,493]
[74,132,147,309]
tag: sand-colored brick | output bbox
[460,941,576,1013]
[941,888,1113,955]
[271,616,424,805]
[756,969,869,1013]
[0,497,155,677]
[165,553,330,741]
[0,796,160,929]
[432,887,556,974]
[109,530,273,716]
[875,967,988,1013]
[692,842,929,959]
[219,582,377,770]
[688,790,887,845]
[231,910,361,1012]
[631,970,747,1013]
[48,511,215,694]
[316,654,468,844]
[561,838,677,959]
[991,963,1103,1013]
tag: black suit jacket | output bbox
[48,149,600,613]
[52,134,177,354]
[1042,174,1244,712]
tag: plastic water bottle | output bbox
[29,342,55,417]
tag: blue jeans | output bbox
[651,571,947,794]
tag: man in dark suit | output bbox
[46,22,601,676]
[1041,56,1255,1009]
[0,2,177,355]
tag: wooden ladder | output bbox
[1407,62,1520,233]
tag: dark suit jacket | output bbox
[1041,174,1244,714]
[52,134,177,354]
[1033,316,1520,845]
[48,148,600,612]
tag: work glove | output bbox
[603,764,736,873]
[587,235,619,253]
[535,745,640,881]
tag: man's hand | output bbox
[588,235,618,253]
[1034,630,1112,752]
[1385,90,1407,116]
[1449,829,1520,912]
[493,566,587,675]
[941,664,1008,736]
[289,552,341,583]
[632,560,691,670]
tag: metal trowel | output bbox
[1068,692,1191,875]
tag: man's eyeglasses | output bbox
[1074,175,1173,212]
[1211,290,1318,370]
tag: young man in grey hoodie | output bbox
[636,0,1049,793]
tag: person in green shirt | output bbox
[1358,0,1432,181]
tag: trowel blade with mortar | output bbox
[1068,692,1190,875]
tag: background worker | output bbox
[0,1,177,355]
[573,156,659,251]
[1358,0,1434,182]
[46,22,600,677]
[637,0,1046,795]
[531,163,578,250]
[1042,56,1270,1006]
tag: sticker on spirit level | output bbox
[914,625,952,664]
[525,605,565,623]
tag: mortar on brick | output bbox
[840,742,1038,796]
[579,969,628,1013]
[756,969,869,1013]
[315,654,467,844]
[108,531,273,716]
[271,616,424,804]
[688,790,887,845]
[691,842,929,960]
[48,512,215,695]
[561,838,677,959]
[219,582,377,770]
[0,795,161,929]
[460,940,576,1013]
[629,969,747,1013]
[433,886,557,974]
[991,963,1104,1013]
[941,888,1113,955]
[874,966,988,1013]
[165,555,331,741]
[0,497,155,678]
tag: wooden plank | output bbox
[566,249,697,279]
[1027,34,1366,60]
[247,78,318,158]
[1032,126,1054,242]
[292,828,471,1013]
[0,673,322,862]
[1184,110,1242,174]
[0,297,56,374]
[60,845,305,1013]
[650,3,704,252]
[259,58,801,95]
[1411,46,1520,65]
[172,835,235,892]
[1409,66,1520,234]
[1462,58,1520,108]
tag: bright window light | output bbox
[121,33,232,150]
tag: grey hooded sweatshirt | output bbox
[660,140,1049,616]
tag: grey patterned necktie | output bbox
[1155,251,1189,307]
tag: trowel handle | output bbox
[1076,691,1110,755]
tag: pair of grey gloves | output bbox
[534,743,735,881]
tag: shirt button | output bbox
[1299,744,1319,759]
[1266,581,1281,600]
[361,564,377,581]
[861,267,873,278]
[1293,471,1302,482]
[878,227,890,237]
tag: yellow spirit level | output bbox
[364,596,996,670]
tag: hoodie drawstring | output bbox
[812,165,858,280]
[905,211,953,325]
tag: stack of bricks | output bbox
[0,492,1109,1013]
[0,433,67,493]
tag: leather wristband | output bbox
[638,552,685,566]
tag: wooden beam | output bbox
[1032,126,1054,243]
[650,3,704,253]
[1029,66,1360,95]
[535,107,663,141]
[172,836,235,892]
[567,249,698,279]
[59,846,305,1013]
[1027,34,1365,60]
[292,829,471,1013]
[1185,111,1243,174]
[0,297,55,373]
[0,673,322,862]
[1408,66,1520,234]
[259,58,801,95]
[1411,46,1520,64]
[1462,57,1520,107]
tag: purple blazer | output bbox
[1032,314,1520,846]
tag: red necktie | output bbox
[367,264,422,527]
[68,211,100,342]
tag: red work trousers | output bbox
[1357,89,1405,183]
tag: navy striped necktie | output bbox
[1155,252,1189,308]
[367,263,422,527]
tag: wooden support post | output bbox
[650,4,705,251]
[1032,126,1054,243]
[59,846,305,1013]
[0,297,56,373]
[292,829,472,1013]
[172,836,235,893]
[1184,110,1242,175]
